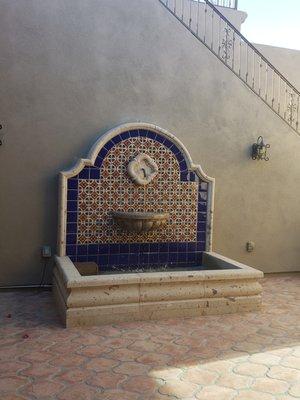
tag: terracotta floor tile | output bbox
[232,341,264,354]
[183,346,220,360]
[85,357,120,372]
[71,333,105,345]
[87,371,127,389]
[267,365,300,382]
[181,367,218,385]
[94,326,122,338]
[0,347,26,361]
[98,389,140,400]
[281,356,300,369]
[269,348,294,357]
[0,338,21,347]
[289,382,300,397]
[136,351,172,366]
[0,361,28,376]
[107,347,143,362]
[49,342,82,354]
[55,368,93,383]
[244,334,274,345]
[121,375,157,394]
[100,337,135,349]
[58,383,100,400]
[149,366,183,380]
[113,361,151,375]
[21,380,64,398]
[216,372,253,390]
[292,346,300,357]
[195,385,237,399]
[0,274,299,400]
[76,345,111,358]
[151,333,178,345]
[233,362,269,378]
[50,354,87,367]
[20,362,60,378]
[129,340,161,352]
[146,393,178,400]
[43,330,79,342]
[175,336,206,347]
[219,350,249,363]
[277,395,300,400]
[251,377,290,394]
[159,343,189,356]
[233,390,275,400]
[203,359,236,374]
[0,377,28,393]
[159,379,199,398]
[248,352,282,366]
[19,350,53,363]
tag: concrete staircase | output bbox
[159,0,300,134]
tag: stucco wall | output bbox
[254,43,300,90]
[0,0,300,286]
[215,5,247,30]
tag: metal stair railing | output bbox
[210,0,237,9]
[159,0,300,134]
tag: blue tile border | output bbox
[88,244,98,255]
[66,234,76,245]
[67,179,78,190]
[67,212,77,223]
[90,167,100,179]
[65,128,210,268]
[66,240,206,270]
[79,168,89,179]
[67,190,78,201]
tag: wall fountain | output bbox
[53,123,263,327]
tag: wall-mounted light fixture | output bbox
[252,136,270,161]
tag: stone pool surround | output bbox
[54,122,263,327]
[53,252,263,327]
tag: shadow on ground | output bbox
[0,273,299,399]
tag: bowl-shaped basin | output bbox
[112,211,169,233]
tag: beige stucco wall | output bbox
[254,43,300,90]
[0,0,299,286]
[215,5,247,30]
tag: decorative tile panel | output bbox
[65,128,208,270]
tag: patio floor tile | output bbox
[0,273,299,399]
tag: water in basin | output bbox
[99,262,240,274]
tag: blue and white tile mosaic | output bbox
[66,129,208,270]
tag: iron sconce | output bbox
[252,136,270,161]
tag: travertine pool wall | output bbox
[53,251,263,327]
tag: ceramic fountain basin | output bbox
[112,211,169,233]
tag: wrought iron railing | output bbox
[159,0,300,133]
[210,0,237,9]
